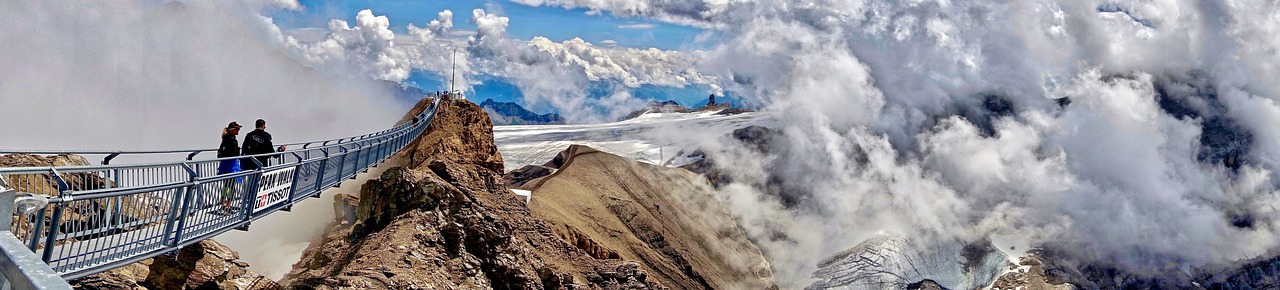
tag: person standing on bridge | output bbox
[241,119,285,171]
[217,121,243,214]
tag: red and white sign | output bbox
[254,167,295,212]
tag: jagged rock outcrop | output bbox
[0,153,93,168]
[988,253,1074,290]
[0,154,105,195]
[71,240,281,290]
[284,99,668,289]
[504,164,555,188]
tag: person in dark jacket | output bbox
[241,119,286,171]
[217,122,243,213]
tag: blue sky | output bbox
[271,0,720,113]
[271,0,708,51]
[404,71,730,112]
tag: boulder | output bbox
[72,240,282,290]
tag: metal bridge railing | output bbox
[0,97,440,281]
[0,120,419,166]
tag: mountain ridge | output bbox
[480,98,566,125]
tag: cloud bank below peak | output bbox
[507,0,1280,287]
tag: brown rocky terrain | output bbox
[283,99,680,289]
[71,240,282,290]
[988,253,1074,290]
[514,145,775,289]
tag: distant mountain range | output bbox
[480,98,566,125]
[621,98,753,120]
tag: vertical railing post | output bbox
[41,169,69,264]
[362,140,373,170]
[238,171,260,229]
[26,209,44,252]
[336,147,348,182]
[314,149,329,194]
[351,143,364,176]
[164,163,198,247]
[284,152,304,210]
[171,177,198,246]
[109,168,122,231]
[282,166,300,212]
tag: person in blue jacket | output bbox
[217,121,243,214]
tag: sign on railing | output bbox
[254,167,295,212]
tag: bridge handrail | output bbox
[0,113,425,165]
[0,97,442,282]
[0,123,421,174]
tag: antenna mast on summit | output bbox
[450,47,457,93]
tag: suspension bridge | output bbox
[0,97,442,289]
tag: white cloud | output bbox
[509,0,732,27]
[617,23,656,29]
[265,9,412,82]
[459,9,717,122]
[230,0,1280,285]
[549,0,1280,287]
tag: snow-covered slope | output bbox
[493,110,772,172]
[808,236,1010,290]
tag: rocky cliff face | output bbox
[283,99,669,289]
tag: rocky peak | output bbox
[284,98,668,289]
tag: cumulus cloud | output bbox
[510,0,733,27]
[91,0,1277,285]
[276,9,412,82]
[462,8,717,122]
[554,0,1280,287]
[259,7,717,123]
[223,0,1280,285]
